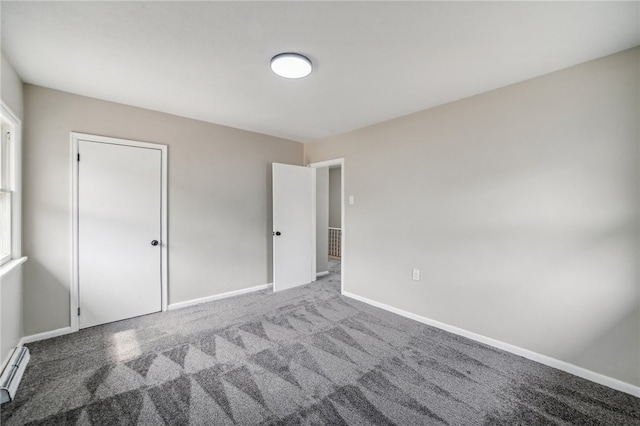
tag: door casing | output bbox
[70,132,168,332]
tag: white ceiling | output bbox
[2,1,639,143]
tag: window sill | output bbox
[0,256,27,278]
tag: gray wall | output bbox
[22,84,303,335]
[1,52,24,366]
[1,268,23,366]
[316,168,329,273]
[1,52,23,119]
[304,48,640,387]
[328,167,341,228]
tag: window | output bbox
[0,103,21,267]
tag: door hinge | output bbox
[77,307,80,316]
[77,153,80,161]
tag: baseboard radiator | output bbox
[329,227,341,258]
[0,346,30,404]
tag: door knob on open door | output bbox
[273,231,281,236]
[151,240,159,246]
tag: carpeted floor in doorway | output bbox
[2,259,639,425]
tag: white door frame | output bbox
[70,132,168,332]
[308,158,345,294]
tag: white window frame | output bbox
[0,101,22,269]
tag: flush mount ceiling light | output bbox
[270,53,313,79]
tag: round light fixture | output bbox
[270,53,313,79]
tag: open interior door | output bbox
[272,163,316,292]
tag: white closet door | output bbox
[78,140,162,328]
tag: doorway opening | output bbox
[309,159,345,294]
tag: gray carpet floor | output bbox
[2,259,639,425]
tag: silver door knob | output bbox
[151,240,159,246]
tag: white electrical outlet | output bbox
[412,268,420,281]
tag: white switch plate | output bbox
[412,268,420,281]
[348,195,355,205]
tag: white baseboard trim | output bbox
[342,291,640,397]
[19,327,73,346]
[168,283,273,311]
[316,271,329,278]
[14,284,274,345]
